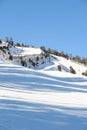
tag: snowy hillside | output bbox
[0,40,87,76]
[44,54,87,75]
[0,40,87,130]
[0,61,87,130]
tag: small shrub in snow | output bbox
[36,62,38,66]
[15,43,21,46]
[45,54,48,58]
[70,66,76,74]
[82,70,87,76]
[8,52,10,55]
[36,56,39,61]
[9,54,13,60]
[29,58,32,63]
[28,58,35,67]
[32,61,35,67]
[57,65,62,71]
[0,39,2,44]
[21,59,27,66]
[40,46,47,53]
[1,48,6,53]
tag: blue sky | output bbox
[0,0,87,57]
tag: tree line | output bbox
[40,46,87,65]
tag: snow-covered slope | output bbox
[0,60,87,130]
[0,40,87,76]
[16,46,43,56]
[42,54,87,74]
[0,40,87,129]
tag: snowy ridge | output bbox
[0,40,87,130]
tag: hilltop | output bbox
[0,39,87,76]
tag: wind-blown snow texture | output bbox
[0,58,87,130]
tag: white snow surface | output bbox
[38,54,87,75]
[0,41,8,47]
[0,57,87,130]
[16,47,43,56]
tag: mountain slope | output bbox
[0,40,87,129]
[0,40,87,76]
[43,54,87,74]
[0,61,87,130]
